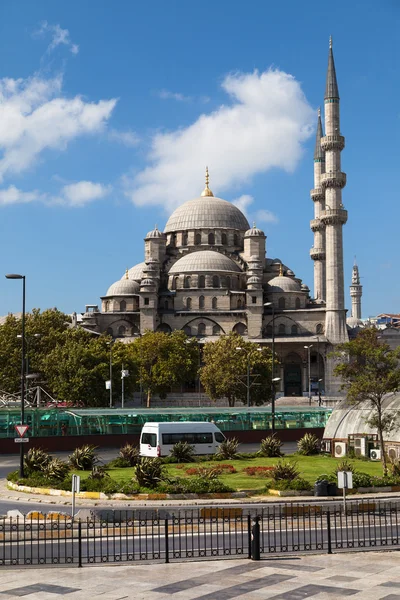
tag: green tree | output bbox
[333,328,400,474]
[127,330,199,407]
[200,332,273,407]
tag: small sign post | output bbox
[338,470,353,514]
[71,474,81,518]
[121,366,129,409]
[15,425,29,438]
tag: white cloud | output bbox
[0,185,43,206]
[108,129,140,147]
[35,21,79,55]
[158,89,191,102]
[232,194,278,226]
[126,69,314,210]
[58,181,111,207]
[0,75,117,181]
[255,209,279,224]
[232,194,254,214]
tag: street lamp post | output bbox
[106,341,114,409]
[304,344,313,405]
[17,333,41,402]
[6,274,26,478]
[264,302,278,434]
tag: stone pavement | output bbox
[1,551,400,599]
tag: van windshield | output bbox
[214,432,225,443]
[141,432,157,447]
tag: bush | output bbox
[271,478,313,491]
[135,457,164,489]
[69,445,99,470]
[243,466,274,477]
[184,464,236,476]
[352,472,373,488]
[258,435,283,458]
[107,457,131,468]
[388,458,400,477]
[270,460,299,482]
[43,458,70,482]
[158,476,233,494]
[24,448,51,474]
[118,444,140,467]
[88,465,109,481]
[297,434,320,456]
[334,460,357,474]
[169,441,196,463]
[315,473,336,484]
[83,477,120,494]
[216,438,239,460]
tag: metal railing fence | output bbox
[1,499,400,567]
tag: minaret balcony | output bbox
[321,134,345,152]
[321,171,346,189]
[310,218,325,232]
[320,208,348,225]
[310,187,324,202]
[310,247,326,261]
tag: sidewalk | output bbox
[2,550,400,599]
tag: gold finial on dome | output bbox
[125,269,129,280]
[279,263,284,277]
[201,166,214,197]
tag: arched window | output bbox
[120,300,126,312]
[195,233,201,245]
[316,323,324,334]
[208,232,215,245]
[233,322,247,335]
[164,300,169,310]
[183,325,191,336]
[199,295,205,309]
[291,324,298,335]
[278,324,286,335]
[131,325,139,336]
[118,325,126,336]
[226,276,231,289]
[221,233,227,245]
[295,297,301,309]
[212,275,219,288]
[184,276,191,289]
[213,324,221,335]
[199,275,205,288]
[186,297,192,310]
[233,234,239,246]
[237,298,243,308]
[198,323,206,336]
[157,323,172,333]
[266,324,273,336]
[106,327,113,336]
[278,297,285,310]
[212,297,218,309]
[104,301,109,312]
[183,233,188,246]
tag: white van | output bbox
[139,421,226,457]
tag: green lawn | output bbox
[73,455,385,492]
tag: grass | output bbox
[72,454,386,492]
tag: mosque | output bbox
[80,40,363,397]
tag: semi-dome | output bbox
[124,262,146,281]
[164,196,250,233]
[268,275,301,293]
[169,250,242,274]
[106,278,140,297]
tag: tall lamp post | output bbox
[17,333,41,403]
[6,274,26,478]
[304,344,313,405]
[264,302,279,434]
[106,341,114,409]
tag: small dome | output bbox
[106,279,140,297]
[268,275,301,293]
[169,250,242,274]
[347,316,363,329]
[124,262,146,282]
[146,226,165,239]
[301,284,310,291]
[245,224,265,238]
[164,197,249,233]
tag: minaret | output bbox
[310,108,326,301]
[320,37,348,343]
[350,259,362,320]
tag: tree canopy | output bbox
[200,332,273,407]
[333,327,400,473]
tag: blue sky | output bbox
[0,0,398,319]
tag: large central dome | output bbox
[164,196,250,233]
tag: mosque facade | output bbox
[81,40,362,397]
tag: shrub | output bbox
[158,476,233,494]
[216,438,239,460]
[271,478,313,491]
[243,466,274,477]
[135,457,164,489]
[69,445,99,470]
[388,458,400,478]
[107,457,131,468]
[184,464,236,476]
[44,458,70,482]
[258,435,283,458]
[334,460,357,474]
[24,448,51,474]
[352,472,373,488]
[315,473,336,484]
[169,441,196,463]
[118,444,140,467]
[88,465,109,481]
[270,460,299,482]
[297,434,320,456]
